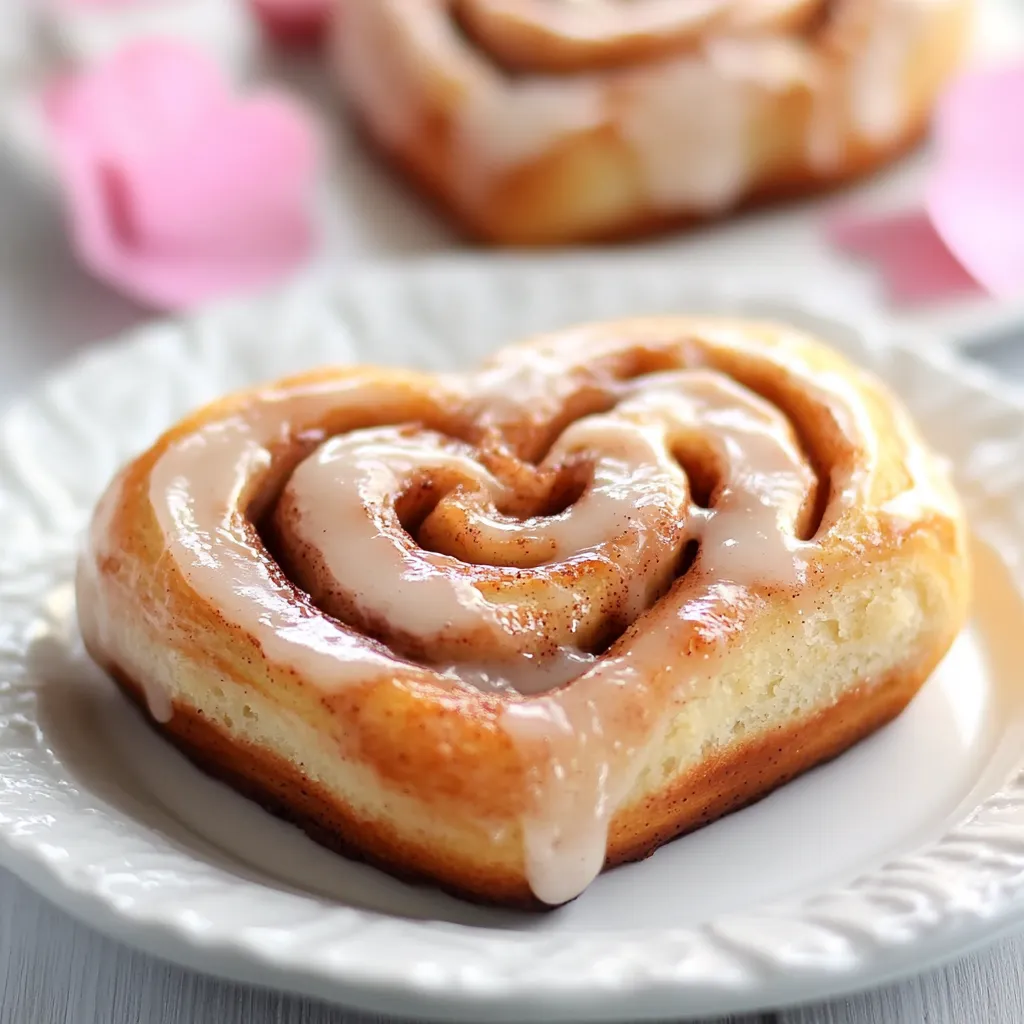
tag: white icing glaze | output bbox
[76,472,177,723]
[438,650,598,696]
[275,371,814,704]
[502,580,749,904]
[847,0,935,143]
[620,57,754,210]
[335,0,422,146]
[454,80,605,197]
[286,428,508,639]
[146,381,453,695]
[139,669,174,724]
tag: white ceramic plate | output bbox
[2,258,1024,1023]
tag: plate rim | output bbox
[3,257,1024,1022]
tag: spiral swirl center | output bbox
[268,369,816,694]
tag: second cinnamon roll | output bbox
[331,0,972,244]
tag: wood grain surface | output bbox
[3,865,1023,1023]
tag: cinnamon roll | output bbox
[77,318,970,907]
[331,0,972,244]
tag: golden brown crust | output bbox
[354,110,933,249]
[331,0,972,246]
[110,655,933,909]
[606,660,936,869]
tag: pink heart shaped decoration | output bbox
[826,61,1024,305]
[825,210,982,304]
[44,40,319,310]
[926,64,1024,300]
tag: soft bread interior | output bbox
[628,555,954,801]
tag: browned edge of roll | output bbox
[108,654,936,910]
[344,105,933,248]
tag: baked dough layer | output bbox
[108,654,936,908]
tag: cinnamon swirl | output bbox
[77,318,970,907]
[331,0,972,244]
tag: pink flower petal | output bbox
[826,209,982,305]
[104,93,315,256]
[927,163,1024,300]
[48,42,230,166]
[44,40,320,310]
[931,64,1024,163]
[926,63,1024,299]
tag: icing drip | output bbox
[77,474,176,724]
[335,0,422,146]
[847,0,932,143]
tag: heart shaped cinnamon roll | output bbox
[331,0,972,244]
[77,318,969,906]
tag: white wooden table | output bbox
[3,144,1024,1024]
